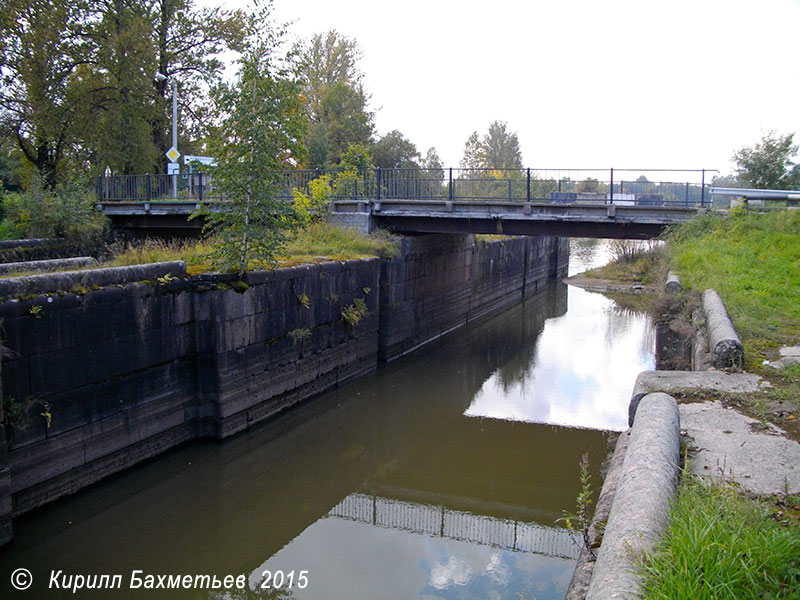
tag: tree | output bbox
[483,120,522,170]
[732,131,799,190]
[298,30,374,167]
[459,121,523,172]
[0,0,103,187]
[372,130,420,169]
[460,131,485,172]
[150,0,247,168]
[0,0,247,184]
[199,4,307,277]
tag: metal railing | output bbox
[95,172,222,202]
[95,167,715,208]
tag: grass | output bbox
[584,240,669,285]
[108,222,400,275]
[642,473,800,599]
[669,209,800,347]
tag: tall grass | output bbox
[109,223,400,275]
[642,474,800,599]
[669,210,800,345]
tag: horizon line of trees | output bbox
[1,0,797,194]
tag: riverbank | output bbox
[576,210,800,598]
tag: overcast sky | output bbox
[226,0,799,174]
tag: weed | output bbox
[287,328,311,346]
[29,304,43,317]
[156,273,176,284]
[557,453,596,558]
[40,402,52,429]
[341,298,369,327]
[230,280,248,294]
[297,293,310,309]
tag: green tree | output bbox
[199,3,307,277]
[460,131,485,172]
[0,0,103,187]
[459,121,523,173]
[732,131,799,190]
[150,0,247,168]
[299,30,374,167]
[372,130,420,169]
[483,120,522,170]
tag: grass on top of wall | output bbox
[109,222,400,275]
[642,473,800,600]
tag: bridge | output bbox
[95,167,715,239]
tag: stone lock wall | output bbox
[0,233,568,545]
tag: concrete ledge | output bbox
[702,289,744,370]
[628,370,767,426]
[0,238,59,250]
[0,256,96,276]
[0,261,186,299]
[587,393,680,600]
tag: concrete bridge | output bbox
[95,167,711,239]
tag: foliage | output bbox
[731,131,799,190]
[0,175,107,243]
[372,130,420,169]
[340,142,374,171]
[341,297,368,327]
[196,2,308,277]
[460,121,523,171]
[292,175,332,222]
[556,453,596,558]
[285,222,399,260]
[642,474,800,599]
[0,0,247,184]
[298,30,374,167]
[286,327,311,345]
[108,223,399,273]
[668,210,800,345]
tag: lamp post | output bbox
[154,72,179,198]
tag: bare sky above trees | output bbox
[215,0,799,174]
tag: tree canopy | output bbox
[298,30,374,168]
[460,121,523,171]
[731,131,799,190]
[0,0,246,186]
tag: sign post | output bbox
[165,146,181,198]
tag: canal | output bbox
[0,238,655,599]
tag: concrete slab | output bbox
[633,370,769,397]
[768,345,800,369]
[680,401,800,495]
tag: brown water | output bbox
[0,239,654,599]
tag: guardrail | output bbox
[95,167,715,208]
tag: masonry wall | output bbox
[0,234,568,545]
[379,234,568,359]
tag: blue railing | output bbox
[95,167,714,208]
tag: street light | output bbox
[154,72,179,198]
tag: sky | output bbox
[218,0,800,174]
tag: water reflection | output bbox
[465,239,655,430]
[0,239,645,599]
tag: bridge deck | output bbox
[97,198,702,239]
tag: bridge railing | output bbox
[95,167,715,208]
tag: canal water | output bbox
[0,239,655,599]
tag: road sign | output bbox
[167,162,180,175]
[165,146,181,162]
